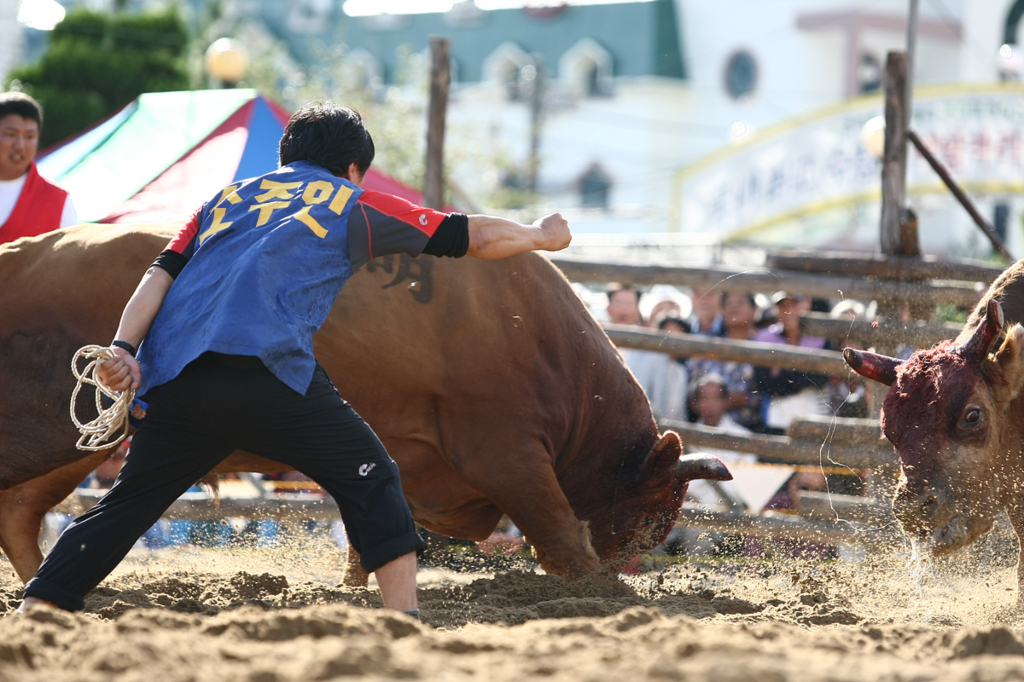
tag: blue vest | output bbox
[138,161,363,395]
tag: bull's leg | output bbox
[342,530,369,587]
[462,455,601,579]
[0,451,108,583]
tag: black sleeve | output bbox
[152,250,189,279]
[421,214,469,258]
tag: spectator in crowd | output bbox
[754,291,832,435]
[606,283,644,325]
[689,292,764,431]
[826,300,870,418]
[643,284,691,329]
[688,287,724,336]
[0,92,77,244]
[681,375,755,553]
[647,299,681,328]
[766,470,828,511]
[828,298,866,323]
[692,374,753,439]
[606,284,688,421]
[656,314,689,337]
[653,314,690,420]
[642,314,689,421]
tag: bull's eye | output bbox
[963,407,982,427]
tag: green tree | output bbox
[5,7,190,147]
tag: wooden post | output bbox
[880,52,918,257]
[876,51,917,414]
[907,130,1014,261]
[423,37,451,210]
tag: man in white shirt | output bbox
[606,283,687,421]
[0,92,76,244]
[687,374,755,508]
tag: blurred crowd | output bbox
[594,282,873,433]
[592,281,882,561]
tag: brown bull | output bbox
[0,224,729,585]
[847,266,1024,602]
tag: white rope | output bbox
[70,345,134,452]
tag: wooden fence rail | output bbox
[764,251,1003,283]
[659,420,895,469]
[605,325,850,375]
[663,415,897,545]
[675,508,899,547]
[606,318,962,369]
[55,489,341,521]
[786,415,884,446]
[797,312,960,349]
[552,258,984,308]
[796,491,894,526]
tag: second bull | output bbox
[847,260,1024,603]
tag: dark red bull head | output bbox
[845,299,1024,555]
[586,431,732,570]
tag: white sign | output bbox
[675,86,1024,239]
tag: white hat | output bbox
[641,284,693,321]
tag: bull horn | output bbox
[844,347,900,386]
[961,298,1006,362]
[674,453,732,482]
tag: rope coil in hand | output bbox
[70,345,134,452]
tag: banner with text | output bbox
[675,86,1024,239]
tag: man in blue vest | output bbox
[20,101,570,616]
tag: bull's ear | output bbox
[994,324,1024,402]
[641,431,682,481]
[963,298,1006,362]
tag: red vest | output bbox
[0,162,69,245]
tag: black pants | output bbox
[25,353,424,611]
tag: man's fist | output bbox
[534,212,571,252]
[97,347,142,392]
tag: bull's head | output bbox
[588,430,732,568]
[846,299,1024,555]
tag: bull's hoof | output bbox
[536,553,605,583]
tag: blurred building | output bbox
[672,0,1024,256]
[7,0,1024,255]
[228,0,1024,254]
[232,0,693,233]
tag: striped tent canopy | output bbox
[37,89,429,224]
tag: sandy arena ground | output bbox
[5,527,1024,682]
